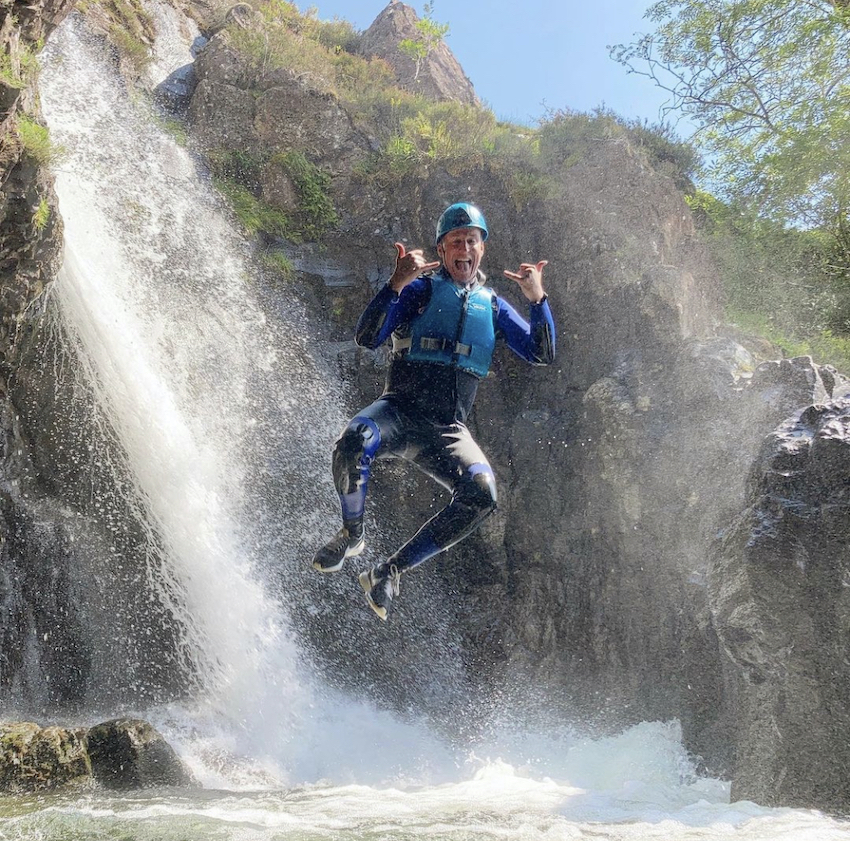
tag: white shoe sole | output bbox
[358,569,388,621]
[312,538,364,574]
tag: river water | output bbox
[7,8,849,841]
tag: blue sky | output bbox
[307,0,679,131]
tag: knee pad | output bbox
[332,417,381,492]
[456,464,497,514]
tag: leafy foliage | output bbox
[398,2,450,81]
[611,0,850,230]
[612,0,850,366]
[32,197,50,231]
[208,148,337,242]
[688,189,850,370]
[272,150,338,240]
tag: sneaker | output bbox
[312,527,365,573]
[358,563,401,621]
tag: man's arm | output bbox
[496,296,556,365]
[498,258,555,364]
[355,242,438,348]
[355,278,430,348]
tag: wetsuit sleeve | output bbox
[495,295,556,365]
[354,278,430,349]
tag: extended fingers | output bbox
[504,260,548,281]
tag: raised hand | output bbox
[389,242,441,293]
[504,260,548,303]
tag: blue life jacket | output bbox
[402,274,496,379]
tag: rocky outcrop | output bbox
[86,719,194,789]
[1,0,73,358]
[0,721,89,792]
[0,719,192,792]
[357,1,479,106]
[710,397,850,809]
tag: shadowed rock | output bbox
[86,719,193,790]
[710,398,850,808]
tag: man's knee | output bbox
[456,464,497,515]
[332,417,381,490]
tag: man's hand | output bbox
[504,260,548,303]
[389,243,441,293]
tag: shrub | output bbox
[32,197,50,231]
[272,150,338,240]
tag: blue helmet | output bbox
[435,202,489,244]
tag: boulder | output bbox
[0,722,90,792]
[86,718,194,790]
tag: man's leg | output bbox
[394,424,497,571]
[360,423,497,618]
[313,399,404,572]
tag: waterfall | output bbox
[37,12,345,732]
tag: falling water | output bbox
[4,8,848,840]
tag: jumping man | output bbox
[312,203,556,619]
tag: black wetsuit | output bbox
[332,268,556,572]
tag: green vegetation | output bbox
[16,116,63,166]
[214,177,294,239]
[223,2,700,208]
[32,196,50,231]
[613,0,850,370]
[77,0,154,72]
[687,190,850,370]
[263,249,295,282]
[272,150,338,240]
[0,40,42,87]
[208,148,337,242]
[398,2,449,82]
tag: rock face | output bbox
[1,0,73,356]
[357,1,479,106]
[710,397,850,809]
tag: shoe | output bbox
[312,527,365,573]
[358,563,401,621]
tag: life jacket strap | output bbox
[394,336,474,357]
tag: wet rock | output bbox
[86,719,193,790]
[710,398,850,809]
[0,722,90,793]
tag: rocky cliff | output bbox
[356,0,478,106]
[2,0,850,812]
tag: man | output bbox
[312,202,556,620]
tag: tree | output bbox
[611,0,850,244]
[399,2,450,82]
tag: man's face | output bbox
[437,227,485,285]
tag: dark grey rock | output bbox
[86,719,193,790]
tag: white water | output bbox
[12,9,849,840]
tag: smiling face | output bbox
[437,227,485,285]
